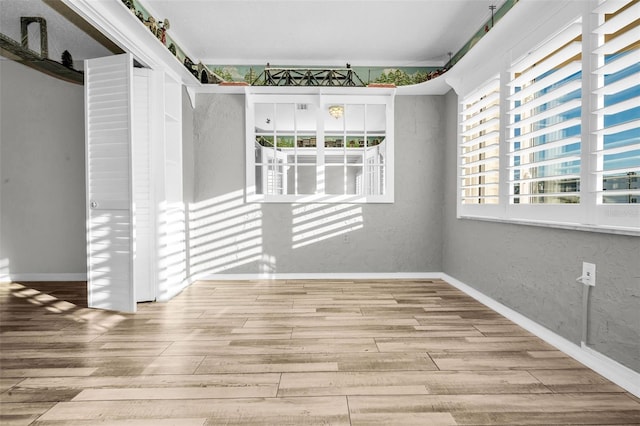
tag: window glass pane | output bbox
[255,165,263,194]
[296,102,316,133]
[255,103,274,132]
[297,165,317,194]
[347,153,363,165]
[346,104,364,132]
[325,104,344,132]
[296,151,316,165]
[346,166,363,195]
[366,165,385,196]
[266,163,285,195]
[296,135,316,148]
[367,139,386,163]
[325,136,344,148]
[255,141,274,166]
[346,136,364,148]
[325,153,344,164]
[367,104,386,133]
[277,135,294,148]
[325,166,345,194]
[276,103,294,132]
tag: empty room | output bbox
[1,0,639,424]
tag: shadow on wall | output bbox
[188,189,365,275]
[188,189,264,276]
[157,200,188,301]
[292,203,363,249]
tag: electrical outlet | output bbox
[582,262,596,287]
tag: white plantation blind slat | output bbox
[462,181,500,189]
[510,154,582,170]
[461,117,500,137]
[593,28,639,55]
[509,61,582,102]
[594,72,639,95]
[508,174,581,185]
[594,96,640,115]
[509,43,582,89]
[508,23,582,73]
[510,136,582,156]
[596,143,640,157]
[461,170,499,179]
[460,75,501,205]
[462,143,499,157]
[593,0,630,14]
[461,91,500,118]
[594,50,640,75]
[509,193,580,201]
[461,130,500,147]
[511,117,582,142]
[597,166,640,176]
[461,196,498,203]
[463,156,500,168]
[594,118,640,135]
[508,98,581,129]
[509,79,582,115]
[461,103,500,126]
[593,1,640,34]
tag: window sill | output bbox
[457,215,640,237]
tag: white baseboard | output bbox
[440,272,640,398]
[0,273,87,282]
[192,272,442,281]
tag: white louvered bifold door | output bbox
[85,54,136,313]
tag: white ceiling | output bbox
[142,0,505,67]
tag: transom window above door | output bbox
[246,89,395,203]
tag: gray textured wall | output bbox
[0,60,87,276]
[442,90,640,372]
[191,94,444,275]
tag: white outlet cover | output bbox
[582,262,596,287]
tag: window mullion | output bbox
[583,4,599,224]
[316,97,325,195]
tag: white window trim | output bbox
[245,88,395,203]
[457,0,640,236]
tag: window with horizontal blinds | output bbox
[460,76,500,205]
[594,0,640,205]
[456,0,639,233]
[508,20,582,204]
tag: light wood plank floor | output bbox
[1,279,639,425]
